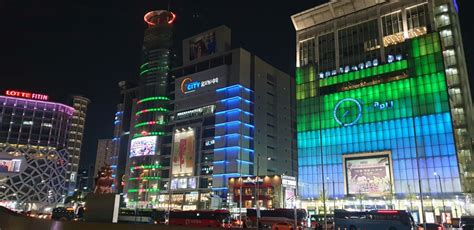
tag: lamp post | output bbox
[434,172,446,225]
[327,177,336,213]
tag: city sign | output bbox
[180,77,219,94]
[5,90,49,101]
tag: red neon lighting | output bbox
[5,90,49,101]
[377,210,399,214]
[144,10,176,26]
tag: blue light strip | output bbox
[214,146,254,152]
[215,108,253,116]
[219,96,253,104]
[215,120,255,128]
[236,159,254,165]
[211,187,228,190]
[213,173,252,177]
[216,84,253,93]
[214,133,253,140]
[213,160,228,164]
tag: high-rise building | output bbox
[125,10,176,208]
[66,95,90,195]
[292,0,473,221]
[0,89,74,210]
[94,139,114,178]
[123,25,296,210]
[109,81,138,194]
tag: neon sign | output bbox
[5,90,49,101]
[180,77,219,94]
[334,98,395,127]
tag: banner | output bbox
[345,154,391,195]
[0,159,21,173]
[172,129,195,175]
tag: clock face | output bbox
[333,98,362,127]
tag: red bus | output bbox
[246,208,308,228]
[168,210,231,228]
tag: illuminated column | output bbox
[212,85,254,199]
[127,10,175,207]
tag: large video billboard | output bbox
[130,136,158,158]
[172,129,195,176]
[0,159,21,173]
[344,153,392,196]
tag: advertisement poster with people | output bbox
[0,159,21,173]
[345,154,392,195]
[172,129,195,175]
[189,31,217,61]
[129,136,157,158]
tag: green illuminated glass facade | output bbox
[297,33,462,199]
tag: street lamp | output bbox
[434,172,446,225]
[326,177,336,213]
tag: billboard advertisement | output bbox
[344,153,392,196]
[172,129,195,176]
[129,136,158,158]
[0,159,21,173]
[175,65,227,99]
[189,31,217,61]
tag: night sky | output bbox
[0,0,472,171]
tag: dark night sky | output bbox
[0,0,472,170]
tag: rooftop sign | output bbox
[5,90,49,101]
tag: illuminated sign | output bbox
[130,136,158,158]
[204,139,215,146]
[172,129,195,176]
[343,152,392,196]
[175,105,215,120]
[5,90,49,101]
[333,98,394,127]
[180,77,219,94]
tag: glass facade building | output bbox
[292,0,473,220]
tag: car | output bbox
[416,223,444,230]
[461,216,474,230]
[272,222,294,230]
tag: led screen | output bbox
[189,31,216,61]
[0,159,21,173]
[344,154,391,196]
[130,136,157,158]
[172,129,195,175]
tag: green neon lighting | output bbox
[297,33,448,132]
[134,121,166,128]
[127,188,160,193]
[130,164,162,170]
[128,176,161,181]
[137,96,170,104]
[132,132,166,138]
[135,107,168,115]
[140,66,169,76]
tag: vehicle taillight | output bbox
[377,210,399,214]
[438,227,443,230]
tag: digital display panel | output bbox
[0,159,21,173]
[172,129,195,175]
[189,31,217,61]
[344,154,391,196]
[130,136,157,158]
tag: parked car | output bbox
[416,223,444,230]
[461,216,474,230]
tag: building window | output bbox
[406,3,429,39]
[435,14,451,27]
[318,33,336,72]
[382,11,404,46]
[299,38,315,67]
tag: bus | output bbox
[118,208,167,224]
[168,210,231,228]
[334,209,416,230]
[246,208,308,228]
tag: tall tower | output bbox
[126,10,175,207]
